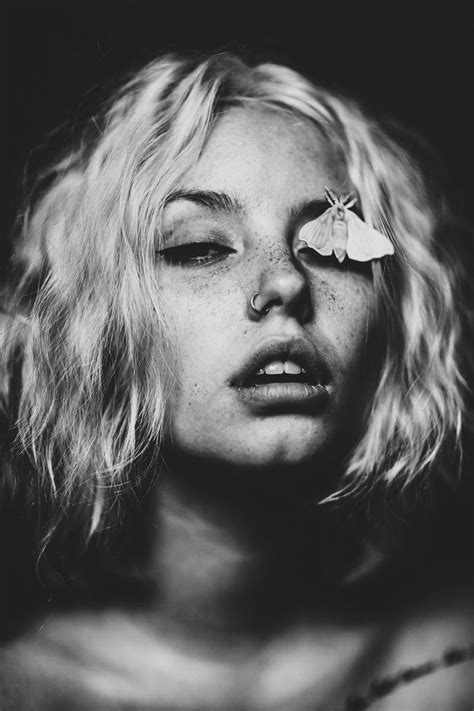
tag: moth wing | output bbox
[297,208,334,256]
[346,213,394,262]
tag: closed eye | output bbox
[297,247,346,269]
[295,243,372,276]
[156,242,236,267]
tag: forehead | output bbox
[180,106,349,207]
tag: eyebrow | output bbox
[165,190,243,214]
[288,197,330,223]
[164,190,332,222]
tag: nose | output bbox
[250,251,312,321]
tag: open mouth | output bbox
[231,337,330,412]
[243,359,315,387]
[236,355,328,411]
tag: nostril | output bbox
[254,270,312,321]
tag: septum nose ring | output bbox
[250,292,271,316]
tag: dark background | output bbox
[4,7,473,262]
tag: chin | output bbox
[214,420,335,469]
[234,443,324,469]
[170,413,344,474]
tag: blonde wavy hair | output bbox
[1,53,469,561]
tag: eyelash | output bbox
[157,241,235,267]
[296,247,345,268]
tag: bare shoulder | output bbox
[0,609,244,709]
[370,659,474,710]
[353,590,474,711]
[0,592,472,710]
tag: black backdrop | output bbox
[5,7,473,258]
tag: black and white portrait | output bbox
[2,9,473,710]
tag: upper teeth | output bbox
[256,360,306,376]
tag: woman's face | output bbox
[158,107,375,471]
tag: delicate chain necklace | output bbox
[344,643,474,710]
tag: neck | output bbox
[141,455,360,643]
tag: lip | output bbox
[230,336,330,413]
[235,381,328,413]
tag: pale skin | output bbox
[152,106,376,636]
[2,108,472,710]
[159,107,374,470]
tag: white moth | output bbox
[297,187,394,263]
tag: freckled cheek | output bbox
[314,278,374,373]
[159,278,243,390]
[159,267,240,317]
